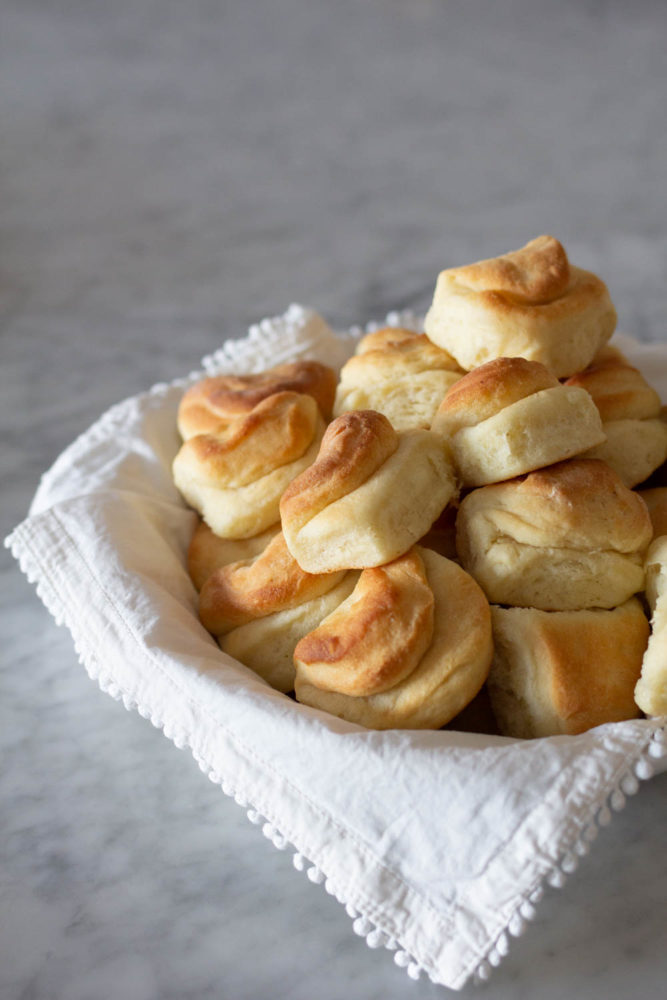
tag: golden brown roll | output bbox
[294,547,493,729]
[565,346,667,487]
[187,518,280,591]
[199,532,347,635]
[173,391,326,539]
[177,360,337,439]
[354,325,423,354]
[280,410,457,572]
[456,459,652,610]
[334,331,463,431]
[196,528,357,692]
[431,357,605,486]
[634,536,667,716]
[424,235,617,377]
[488,600,648,738]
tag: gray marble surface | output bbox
[2,1,666,997]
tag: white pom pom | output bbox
[520,900,536,921]
[292,853,306,871]
[366,928,386,949]
[621,773,640,796]
[610,789,626,811]
[352,916,374,937]
[547,868,567,889]
[407,962,422,981]
[307,866,325,884]
[394,950,411,968]
[345,903,358,919]
[508,913,526,937]
[475,961,490,982]
[635,758,654,780]
[597,805,612,826]
[488,948,502,967]
[560,853,578,874]
[495,932,510,956]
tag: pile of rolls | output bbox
[173,235,667,737]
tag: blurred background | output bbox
[2,2,666,998]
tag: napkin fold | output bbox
[7,306,666,990]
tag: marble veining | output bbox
[2,1,666,997]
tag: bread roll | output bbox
[456,459,652,610]
[280,410,457,572]
[177,360,336,439]
[431,357,605,486]
[221,573,358,693]
[173,391,326,539]
[424,235,616,377]
[488,601,648,738]
[334,331,462,431]
[634,536,667,716]
[565,346,667,486]
[199,532,347,635]
[187,519,280,591]
[294,547,493,729]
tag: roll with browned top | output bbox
[565,346,667,487]
[177,360,337,439]
[187,519,280,591]
[173,390,326,539]
[199,530,357,692]
[424,235,617,377]
[280,410,457,572]
[488,601,648,738]
[456,459,653,610]
[430,356,605,486]
[293,546,493,729]
[334,329,463,432]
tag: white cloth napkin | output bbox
[7,306,667,991]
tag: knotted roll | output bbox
[199,531,357,692]
[280,410,457,573]
[424,235,617,377]
[456,459,652,610]
[177,360,337,439]
[294,547,493,729]
[187,519,280,591]
[173,391,326,539]
[333,328,463,432]
[564,346,667,487]
[634,536,667,717]
[488,601,648,738]
[430,357,605,487]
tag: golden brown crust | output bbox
[176,391,320,490]
[424,235,617,377]
[456,459,653,611]
[489,602,648,737]
[346,333,461,378]
[280,410,399,534]
[480,459,653,552]
[565,348,662,422]
[294,548,493,730]
[452,235,571,304]
[294,549,435,696]
[433,357,558,435]
[177,361,337,438]
[355,326,422,354]
[198,531,345,635]
[187,519,280,591]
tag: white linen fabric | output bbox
[6,305,667,991]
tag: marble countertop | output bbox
[2,1,666,997]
